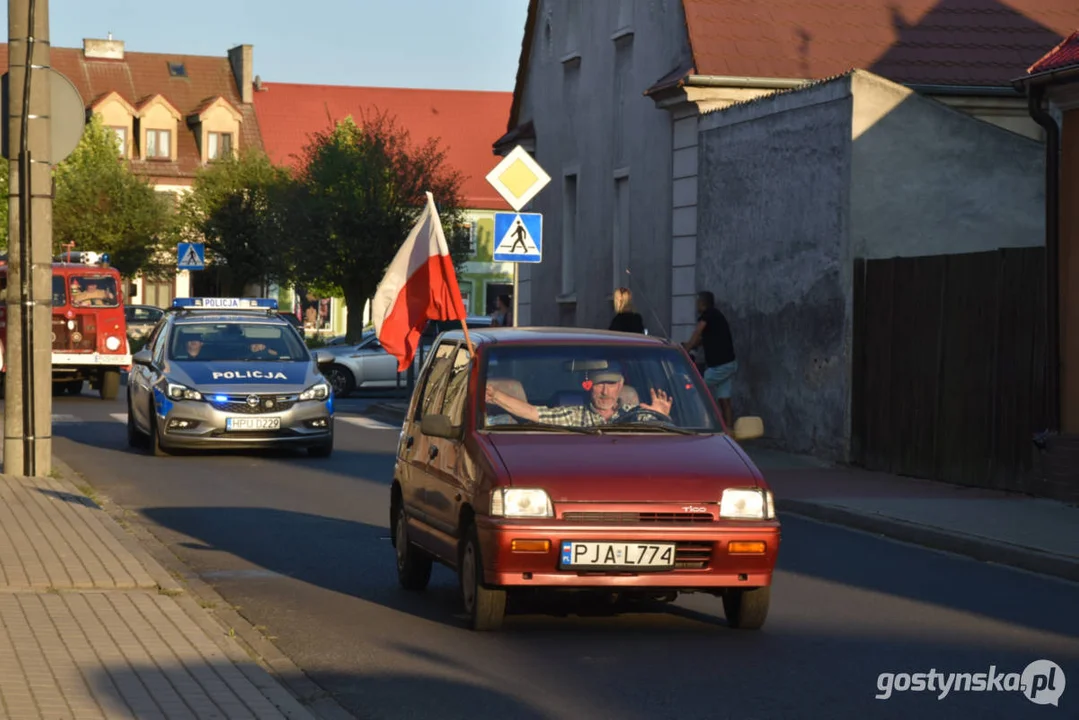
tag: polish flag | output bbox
[371,192,468,371]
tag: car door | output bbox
[398,341,457,556]
[130,320,167,432]
[420,342,473,556]
[352,337,402,387]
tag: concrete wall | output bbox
[849,72,1045,261]
[696,78,855,460]
[512,0,689,332]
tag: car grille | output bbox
[675,541,714,569]
[209,394,297,414]
[561,511,715,523]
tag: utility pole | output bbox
[5,0,53,476]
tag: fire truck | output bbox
[0,251,132,399]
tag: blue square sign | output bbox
[493,212,542,263]
[178,242,205,271]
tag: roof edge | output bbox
[506,0,539,132]
[1013,64,1079,90]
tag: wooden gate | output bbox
[850,248,1048,493]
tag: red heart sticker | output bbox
[581,380,593,391]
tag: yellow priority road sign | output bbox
[485,144,551,212]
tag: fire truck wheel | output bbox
[99,370,120,400]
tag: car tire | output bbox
[324,364,354,398]
[100,370,120,400]
[149,403,170,457]
[459,522,506,631]
[393,503,432,591]
[722,585,770,630]
[126,393,147,448]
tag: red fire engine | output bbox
[0,252,132,399]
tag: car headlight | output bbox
[719,488,774,519]
[490,488,553,518]
[300,382,330,401]
[104,335,121,351]
[166,382,202,401]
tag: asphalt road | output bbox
[12,388,1079,720]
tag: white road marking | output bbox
[52,414,83,424]
[337,415,399,431]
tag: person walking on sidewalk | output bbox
[682,291,737,428]
[608,287,645,334]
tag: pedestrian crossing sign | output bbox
[493,212,542,263]
[177,242,205,271]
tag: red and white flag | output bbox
[371,192,468,371]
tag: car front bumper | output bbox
[475,517,781,590]
[155,394,333,449]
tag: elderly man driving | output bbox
[484,364,672,427]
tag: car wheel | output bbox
[459,522,506,631]
[393,503,432,591]
[149,402,169,457]
[126,393,147,448]
[100,369,120,400]
[324,364,354,397]
[722,586,771,630]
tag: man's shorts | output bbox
[703,360,738,399]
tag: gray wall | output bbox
[849,72,1045,260]
[513,0,688,333]
[696,79,855,460]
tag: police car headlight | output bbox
[300,382,330,401]
[167,382,202,401]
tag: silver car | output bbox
[320,316,493,396]
[125,297,335,457]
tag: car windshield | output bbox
[169,322,309,362]
[481,344,722,433]
[70,275,118,307]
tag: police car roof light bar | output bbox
[171,297,279,311]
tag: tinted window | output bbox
[169,322,310,362]
[52,276,66,306]
[482,344,720,432]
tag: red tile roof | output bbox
[681,0,1079,87]
[1027,29,1079,74]
[0,44,262,183]
[503,0,1079,132]
[253,82,512,210]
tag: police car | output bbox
[126,297,335,457]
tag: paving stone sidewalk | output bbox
[0,471,320,720]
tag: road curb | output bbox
[778,498,1079,584]
[48,456,356,720]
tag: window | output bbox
[208,132,233,160]
[168,62,187,77]
[459,281,473,314]
[145,129,171,159]
[168,322,309,362]
[612,176,629,291]
[562,174,578,295]
[415,341,459,420]
[52,276,66,306]
[109,126,127,155]
[70,275,119,307]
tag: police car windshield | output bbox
[169,322,309,362]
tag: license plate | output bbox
[559,541,676,569]
[225,417,281,431]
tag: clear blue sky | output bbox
[48,0,528,92]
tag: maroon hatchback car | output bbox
[389,327,780,631]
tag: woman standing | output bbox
[490,294,513,327]
[608,287,645,333]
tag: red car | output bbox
[390,327,779,631]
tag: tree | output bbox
[290,110,471,342]
[175,150,293,296]
[52,114,172,278]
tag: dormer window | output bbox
[108,126,127,155]
[146,129,171,158]
[208,132,233,160]
[89,92,137,159]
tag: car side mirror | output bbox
[312,349,333,366]
[732,416,764,442]
[420,413,461,440]
[132,348,153,367]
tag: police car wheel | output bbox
[126,396,148,448]
[149,406,171,457]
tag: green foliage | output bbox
[175,150,293,295]
[288,110,469,341]
[52,114,172,277]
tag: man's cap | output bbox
[589,364,624,384]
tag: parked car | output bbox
[321,316,492,396]
[389,326,778,631]
[125,304,166,341]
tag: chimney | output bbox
[83,36,124,60]
[228,44,254,104]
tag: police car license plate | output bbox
[559,541,676,569]
[225,417,281,431]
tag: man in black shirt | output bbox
[682,291,738,427]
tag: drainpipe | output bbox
[1027,85,1061,433]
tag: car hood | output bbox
[165,360,319,393]
[485,432,760,503]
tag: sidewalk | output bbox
[364,403,1079,583]
[0,469,335,720]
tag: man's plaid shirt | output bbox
[535,403,642,427]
